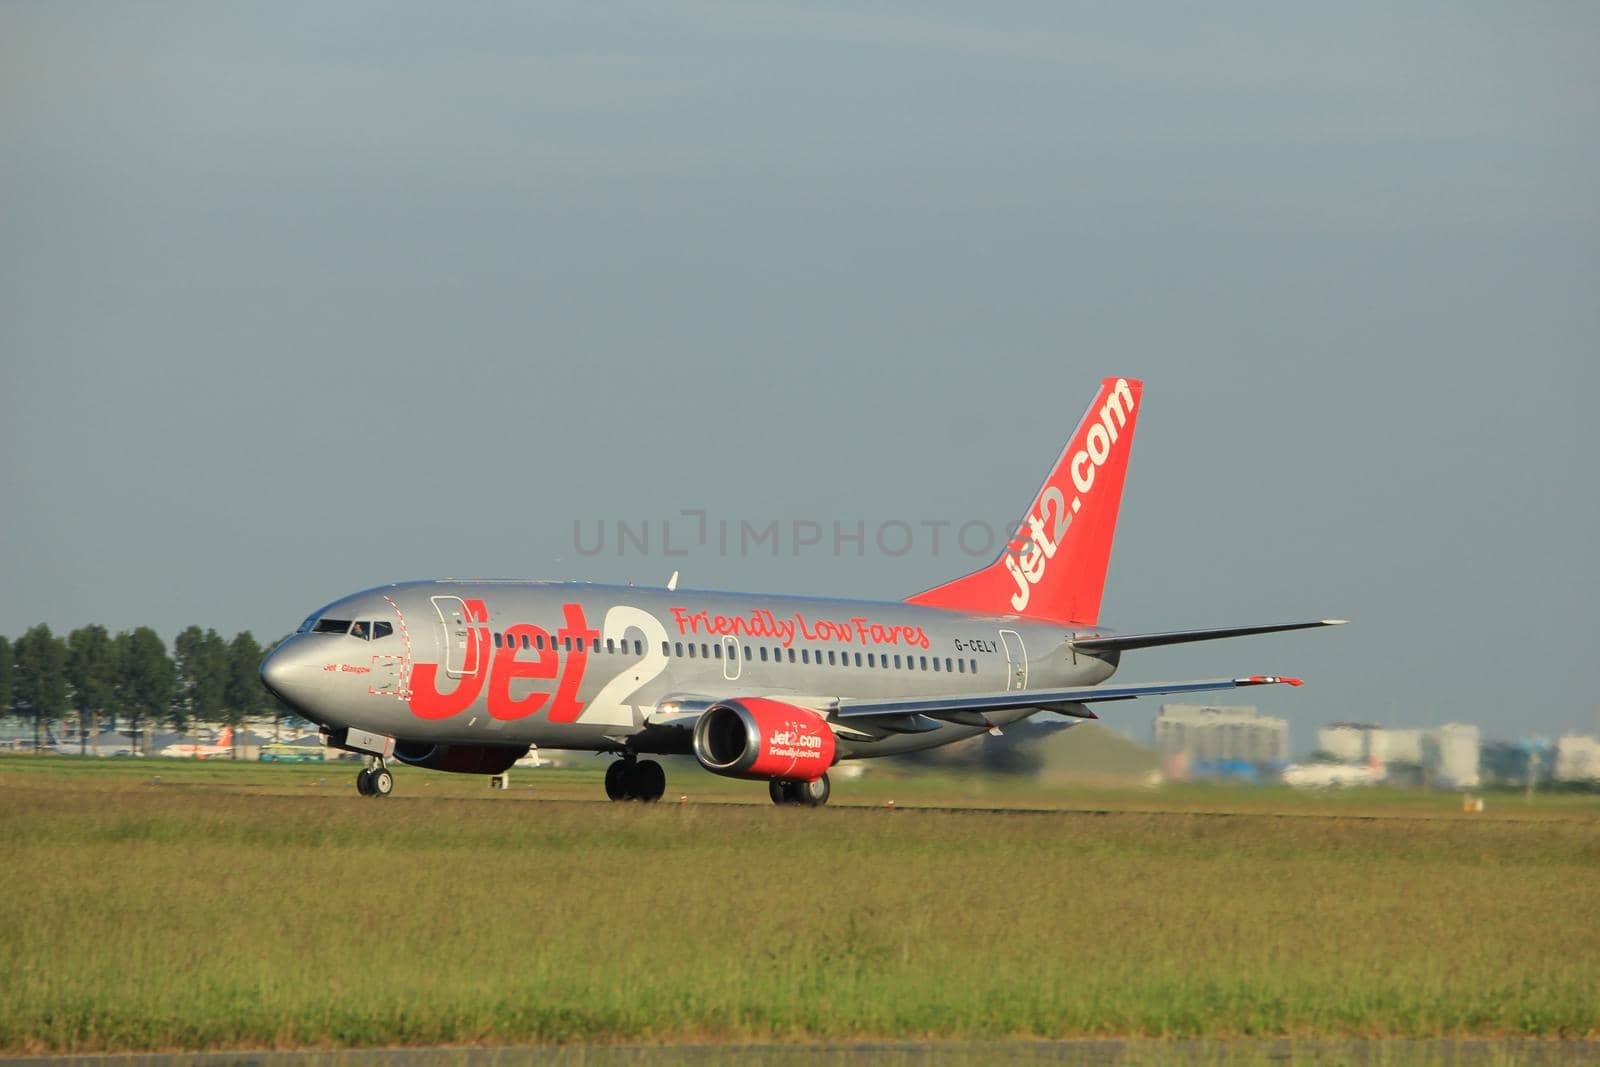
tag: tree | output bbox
[0,636,12,730]
[224,631,267,749]
[113,627,173,755]
[66,624,118,754]
[12,624,68,751]
[172,626,228,736]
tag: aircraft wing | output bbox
[1071,619,1345,653]
[831,675,1304,732]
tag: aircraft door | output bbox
[431,595,484,679]
[721,636,741,681]
[999,629,1027,691]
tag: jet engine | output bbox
[692,698,836,781]
[393,741,527,775]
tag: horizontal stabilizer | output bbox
[1072,619,1346,653]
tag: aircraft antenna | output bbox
[667,570,679,592]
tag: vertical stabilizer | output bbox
[905,377,1142,625]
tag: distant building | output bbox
[1422,723,1481,788]
[1555,736,1600,783]
[1317,722,1381,762]
[1154,704,1289,772]
[1480,738,1556,787]
[1369,728,1425,765]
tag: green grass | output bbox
[1,755,1597,1052]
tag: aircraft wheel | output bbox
[371,768,394,797]
[356,768,374,796]
[797,774,830,807]
[630,759,666,802]
[604,760,630,801]
[769,779,794,805]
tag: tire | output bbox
[372,769,394,797]
[356,768,374,796]
[769,779,794,805]
[797,773,830,807]
[605,760,630,801]
[630,759,666,802]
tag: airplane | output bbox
[1282,756,1384,789]
[260,377,1344,803]
[158,726,235,759]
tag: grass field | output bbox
[1,754,1597,1053]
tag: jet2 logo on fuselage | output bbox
[408,600,597,723]
[406,600,671,729]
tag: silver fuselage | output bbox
[262,580,1118,758]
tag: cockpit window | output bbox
[350,621,370,640]
[313,618,353,635]
[372,621,393,639]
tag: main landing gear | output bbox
[770,773,830,807]
[605,755,667,802]
[356,759,394,798]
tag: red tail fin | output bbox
[905,377,1142,625]
[217,727,233,748]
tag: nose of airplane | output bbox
[259,639,320,719]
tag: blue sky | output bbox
[3,2,1597,744]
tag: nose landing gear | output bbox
[356,760,394,797]
[604,755,667,802]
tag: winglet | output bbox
[1238,675,1303,687]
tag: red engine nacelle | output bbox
[691,698,836,781]
[393,741,527,775]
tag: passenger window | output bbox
[787,648,795,663]
[713,643,722,659]
[373,621,393,639]
[971,659,977,674]
[759,647,769,662]
[957,658,965,674]
[867,653,875,667]
[801,650,810,664]
[564,637,572,651]
[493,632,503,649]
[674,642,683,657]
[920,656,928,670]
[932,657,940,672]
[854,652,862,667]
[946,658,953,673]
[894,655,902,669]
[661,641,669,656]
[744,645,752,660]
[687,644,696,658]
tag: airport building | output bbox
[1154,704,1289,774]
[1420,723,1481,788]
[1317,723,1430,767]
[1555,735,1600,783]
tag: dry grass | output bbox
[1,756,1596,1052]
